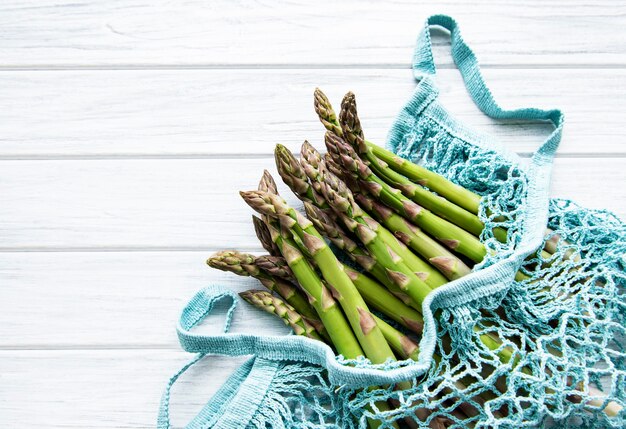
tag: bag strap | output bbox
[413,14,564,133]
[157,286,282,429]
[163,285,431,390]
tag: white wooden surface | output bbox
[0,1,625,428]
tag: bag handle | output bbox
[413,15,564,132]
[163,285,432,389]
[157,286,283,429]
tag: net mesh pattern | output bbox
[246,115,625,429]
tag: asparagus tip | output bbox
[258,170,278,194]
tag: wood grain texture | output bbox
[0,0,625,67]
[0,158,623,251]
[0,349,251,428]
[0,251,291,348]
[1,2,625,428]
[1,69,625,158]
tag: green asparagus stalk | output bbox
[254,173,335,340]
[368,143,482,215]
[340,93,560,263]
[288,203,425,329]
[259,171,359,351]
[373,315,420,361]
[241,189,396,364]
[355,193,472,281]
[325,132,470,280]
[370,155,484,237]
[297,141,427,300]
[313,87,481,214]
[252,251,424,348]
[256,172,332,326]
[317,172,522,372]
[240,289,322,341]
[315,98,535,367]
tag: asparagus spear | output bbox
[207,250,319,322]
[368,143,482,215]
[240,289,322,341]
[337,95,483,238]
[371,156,484,237]
[325,132,448,285]
[344,93,557,264]
[355,193,472,281]
[252,171,335,334]
[255,272,420,362]
[317,171,522,369]
[289,204,425,329]
[258,168,278,193]
[241,189,396,364]
[313,87,481,214]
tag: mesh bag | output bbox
[158,15,625,429]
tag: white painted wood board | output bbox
[0,349,252,428]
[0,251,290,348]
[0,158,623,251]
[0,69,624,158]
[0,1,624,67]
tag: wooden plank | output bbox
[0,349,252,428]
[0,69,625,157]
[0,251,291,348]
[0,1,624,67]
[0,157,624,251]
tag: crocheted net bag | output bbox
[158,15,625,429]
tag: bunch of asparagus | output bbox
[207,90,620,426]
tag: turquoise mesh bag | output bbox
[158,15,625,429]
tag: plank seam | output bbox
[0,153,624,161]
[0,64,625,71]
[0,246,264,253]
